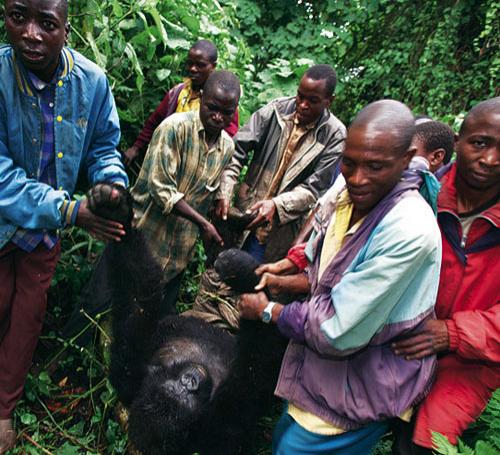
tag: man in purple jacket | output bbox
[239,100,441,454]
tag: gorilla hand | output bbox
[86,183,132,226]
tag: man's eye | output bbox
[43,21,56,30]
[472,140,486,148]
[10,12,24,22]
[368,163,383,171]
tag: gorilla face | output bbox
[126,319,238,454]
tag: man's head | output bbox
[412,121,455,173]
[200,70,240,137]
[455,97,500,192]
[295,64,336,126]
[414,114,433,126]
[4,0,69,83]
[341,100,415,215]
[186,40,217,90]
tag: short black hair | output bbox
[460,97,500,135]
[203,70,240,99]
[351,99,415,155]
[304,64,337,97]
[414,121,455,164]
[191,39,218,64]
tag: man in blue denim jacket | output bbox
[0,0,128,451]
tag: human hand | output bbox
[256,258,298,276]
[392,319,449,360]
[76,198,126,242]
[214,198,230,220]
[200,221,224,248]
[238,292,269,320]
[123,145,140,166]
[254,272,283,298]
[245,199,277,229]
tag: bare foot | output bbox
[0,419,16,454]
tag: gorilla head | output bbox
[122,316,238,454]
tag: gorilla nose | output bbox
[181,371,201,391]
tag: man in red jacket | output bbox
[123,39,239,166]
[392,96,500,453]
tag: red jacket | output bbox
[414,163,500,447]
[133,82,239,151]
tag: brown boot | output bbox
[0,419,16,454]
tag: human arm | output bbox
[215,102,275,218]
[172,199,223,247]
[84,75,128,188]
[393,305,500,362]
[131,85,182,153]
[255,272,310,298]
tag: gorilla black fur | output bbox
[87,185,287,455]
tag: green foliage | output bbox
[236,0,499,124]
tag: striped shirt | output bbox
[131,111,235,282]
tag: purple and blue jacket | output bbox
[275,174,442,430]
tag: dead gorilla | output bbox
[85,184,287,454]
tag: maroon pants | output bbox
[0,241,60,418]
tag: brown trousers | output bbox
[0,241,60,418]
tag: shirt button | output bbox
[58,80,63,87]
[32,138,37,144]
[49,102,54,108]
[31,103,37,108]
[56,115,63,122]
[57,152,64,159]
[59,186,64,191]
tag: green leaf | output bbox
[56,442,81,455]
[20,412,37,425]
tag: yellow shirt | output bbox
[175,79,201,113]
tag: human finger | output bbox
[405,347,436,360]
[255,273,269,291]
[391,334,428,350]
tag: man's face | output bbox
[341,125,414,215]
[200,87,238,137]
[456,111,500,191]
[5,0,68,82]
[186,48,215,89]
[295,76,333,126]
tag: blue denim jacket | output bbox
[0,46,128,248]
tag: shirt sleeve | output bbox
[133,88,174,151]
[85,75,128,187]
[446,305,500,363]
[146,122,185,214]
[217,102,274,200]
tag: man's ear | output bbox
[404,145,417,167]
[326,94,335,108]
[429,148,445,167]
[65,22,71,45]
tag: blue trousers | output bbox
[272,410,388,454]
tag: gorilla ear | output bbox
[215,249,260,293]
